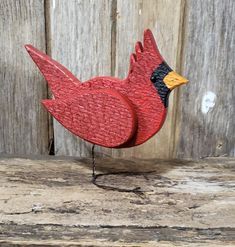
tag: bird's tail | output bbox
[25,45,81,99]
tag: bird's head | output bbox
[150,60,188,107]
[128,29,188,107]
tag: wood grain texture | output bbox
[0,156,234,246]
[176,0,235,158]
[112,0,185,158]
[0,0,49,154]
[47,0,114,157]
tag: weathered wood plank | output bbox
[0,0,49,154]
[0,156,234,245]
[176,0,235,158]
[112,0,185,158]
[48,0,114,157]
[0,224,234,247]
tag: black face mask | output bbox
[150,61,172,107]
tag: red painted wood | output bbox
[25,30,168,148]
[42,89,137,148]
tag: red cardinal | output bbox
[25,29,188,148]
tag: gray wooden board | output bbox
[0,156,234,246]
[176,0,235,158]
[0,0,49,155]
[112,0,185,159]
[48,0,114,157]
[0,224,234,246]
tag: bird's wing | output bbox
[128,29,164,76]
[25,45,80,99]
[42,89,137,148]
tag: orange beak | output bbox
[163,71,188,90]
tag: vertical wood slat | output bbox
[0,0,49,155]
[176,0,235,158]
[48,0,114,157]
[112,0,184,158]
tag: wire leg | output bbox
[91,144,96,181]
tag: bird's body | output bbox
[77,75,166,147]
[25,30,188,148]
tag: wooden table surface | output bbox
[0,156,234,246]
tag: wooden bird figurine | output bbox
[25,29,188,149]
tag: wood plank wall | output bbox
[0,0,49,155]
[0,0,234,158]
[176,0,235,158]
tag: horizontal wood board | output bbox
[0,156,234,245]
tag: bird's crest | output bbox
[128,29,164,77]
